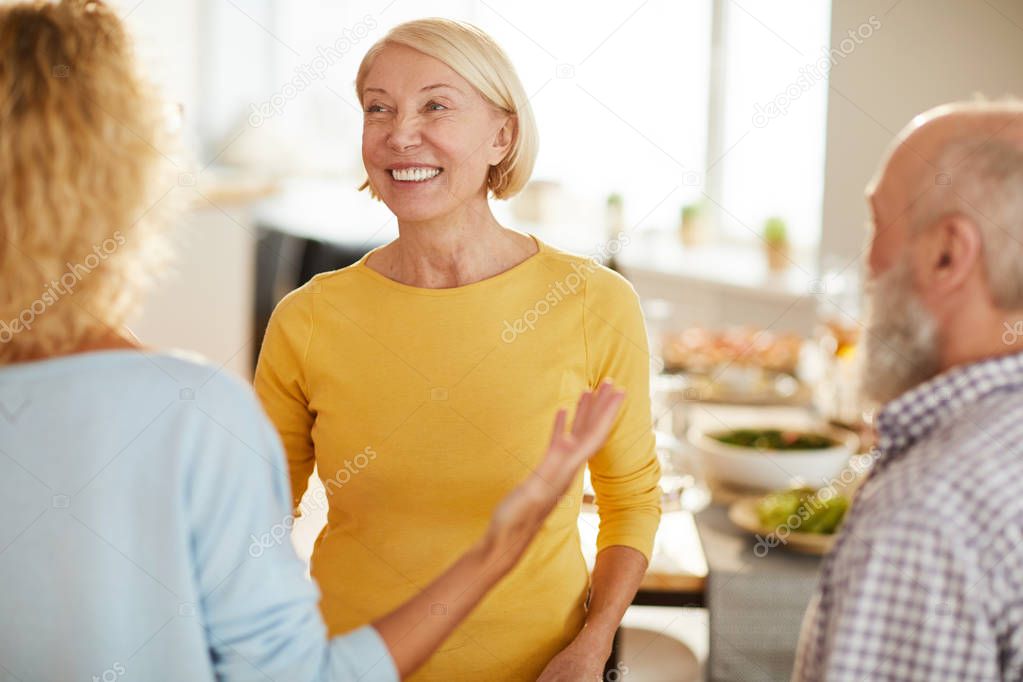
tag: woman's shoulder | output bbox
[1,349,262,423]
[125,350,260,407]
[535,238,639,303]
[268,258,379,322]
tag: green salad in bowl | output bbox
[710,428,839,451]
[688,422,857,491]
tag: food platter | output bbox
[728,495,838,556]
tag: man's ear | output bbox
[488,114,516,165]
[916,213,982,296]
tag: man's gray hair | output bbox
[912,135,1023,309]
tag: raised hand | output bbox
[485,381,626,568]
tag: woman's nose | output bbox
[387,114,421,152]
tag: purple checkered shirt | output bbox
[793,351,1023,681]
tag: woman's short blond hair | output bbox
[355,18,538,200]
[0,0,176,363]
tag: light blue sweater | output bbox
[0,350,399,682]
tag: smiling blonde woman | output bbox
[0,4,627,681]
[255,18,661,682]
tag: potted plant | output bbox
[679,203,707,247]
[606,193,624,233]
[763,216,790,272]
[604,193,625,270]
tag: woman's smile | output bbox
[388,164,444,183]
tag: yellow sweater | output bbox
[254,236,661,681]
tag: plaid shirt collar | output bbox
[874,350,1023,465]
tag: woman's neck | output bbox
[369,202,538,289]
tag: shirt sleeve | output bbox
[582,267,662,562]
[186,379,399,682]
[254,284,318,513]
[794,514,999,681]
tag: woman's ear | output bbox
[488,114,516,165]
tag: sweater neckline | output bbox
[352,233,547,297]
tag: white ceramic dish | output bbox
[687,424,857,492]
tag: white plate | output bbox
[728,496,836,556]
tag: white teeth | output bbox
[390,167,441,182]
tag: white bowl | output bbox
[687,424,857,492]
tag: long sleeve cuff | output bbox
[329,625,400,682]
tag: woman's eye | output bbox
[426,101,447,111]
[365,104,387,113]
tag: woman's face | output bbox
[361,44,513,223]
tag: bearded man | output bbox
[793,101,1023,681]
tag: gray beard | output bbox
[859,259,941,405]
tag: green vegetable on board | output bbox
[755,487,849,535]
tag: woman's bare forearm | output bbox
[574,545,648,656]
[370,472,562,677]
[370,530,521,677]
[369,383,626,679]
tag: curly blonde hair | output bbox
[0,0,177,364]
[355,18,539,200]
